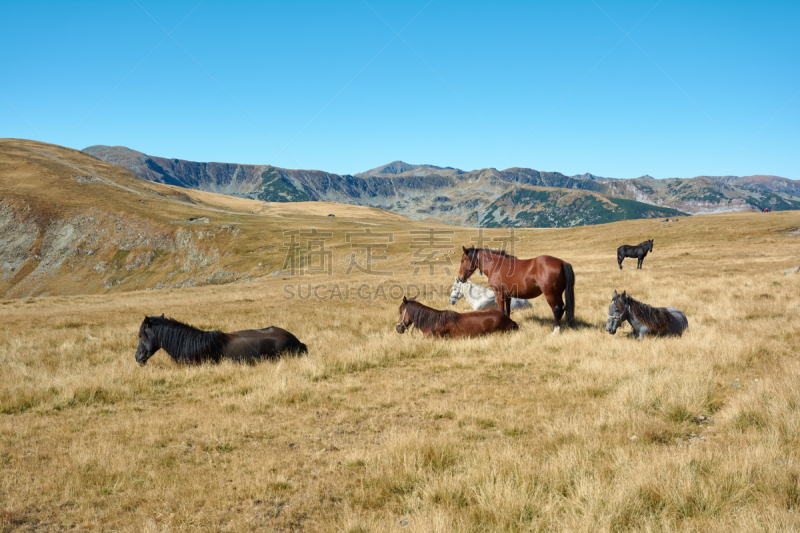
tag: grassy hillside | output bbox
[0,139,418,298]
[2,206,800,531]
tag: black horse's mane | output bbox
[467,247,515,260]
[405,300,460,331]
[630,239,653,251]
[620,297,672,330]
[148,316,229,362]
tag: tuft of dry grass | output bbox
[1,211,800,531]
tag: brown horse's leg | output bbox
[545,291,564,333]
[495,292,511,317]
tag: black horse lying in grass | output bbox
[617,239,653,269]
[135,315,307,365]
[605,290,688,338]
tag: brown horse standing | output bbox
[396,297,518,338]
[456,246,575,331]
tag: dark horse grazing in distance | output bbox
[135,315,307,365]
[617,239,653,269]
[456,246,575,333]
[606,290,688,338]
[396,297,518,337]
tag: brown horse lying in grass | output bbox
[395,297,518,338]
[135,315,307,365]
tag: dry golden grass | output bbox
[2,210,800,532]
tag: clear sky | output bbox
[2,0,798,179]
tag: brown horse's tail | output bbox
[563,262,575,325]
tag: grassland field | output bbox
[2,210,800,532]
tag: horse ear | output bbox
[160,313,165,317]
[613,290,618,298]
[143,316,150,326]
[402,296,407,303]
[622,290,627,298]
[462,245,467,254]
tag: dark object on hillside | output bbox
[606,290,688,338]
[135,315,307,365]
[396,297,517,337]
[328,213,335,217]
[617,239,653,269]
[456,246,574,332]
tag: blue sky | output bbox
[2,0,798,179]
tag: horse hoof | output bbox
[552,326,561,335]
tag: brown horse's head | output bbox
[396,297,412,334]
[457,246,478,283]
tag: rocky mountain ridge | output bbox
[84,145,800,228]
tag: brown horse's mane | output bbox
[625,297,672,330]
[405,300,460,331]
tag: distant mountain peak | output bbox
[84,145,147,158]
[355,161,454,178]
[571,173,609,181]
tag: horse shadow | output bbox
[567,318,597,331]
[516,311,597,331]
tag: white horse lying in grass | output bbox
[449,278,532,312]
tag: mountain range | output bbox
[84,145,800,228]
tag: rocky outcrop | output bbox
[0,199,244,298]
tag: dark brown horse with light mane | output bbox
[396,297,518,338]
[456,246,575,332]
